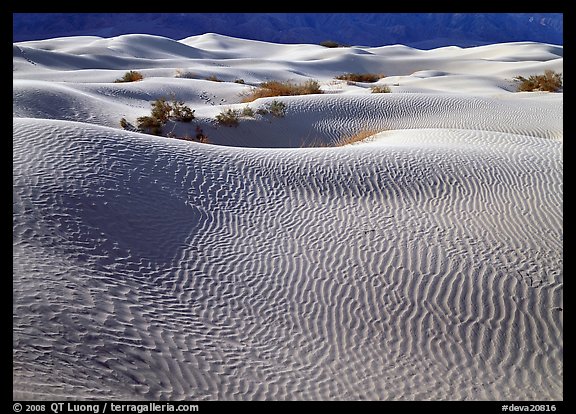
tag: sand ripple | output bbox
[13,118,562,400]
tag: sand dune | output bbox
[13,34,562,400]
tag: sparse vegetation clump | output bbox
[255,100,287,117]
[171,100,195,122]
[216,108,240,127]
[266,100,287,117]
[234,79,246,84]
[514,70,563,92]
[242,79,322,102]
[336,129,379,146]
[175,69,196,79]
[149,98,172,123]
[193,126,209,144]
[135,98,195,135]
[115,70,144,83]
[206,75,223,82]
[242,106,255,117]
[320,40,346,48]
[120,118,130,129]
[371,85,391,93]
[335,73,384,83]
[136,115,164,135]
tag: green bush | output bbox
[135,98,195,135]
[255,100,287,117]
[514,70,563,92]
[242,106,255,117]
[216,109,240,127]
[266,100,287,117]
[114,70,144,83]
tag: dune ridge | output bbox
[13,34,562,400]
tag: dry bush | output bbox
[175,69,196,79]
[150,98,172,123]
[115,70,144,83]
[181,126,210,144]
[336,129,379,146]
[335,73,384,83]
[193,126,209,143]
[371,85,391,93]
[299,138,332,148]
[120,118,130,129]
[320,40,344,48]
[215,108,240,127]
[242,79,322,102]
[515,70,563,92]
[136,116,163,135]
[195,130,209,144]
[300,129,381,148]
[171,100,195,122]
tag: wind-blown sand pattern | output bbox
[13,34,562,400]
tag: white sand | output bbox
[13,33,562,400]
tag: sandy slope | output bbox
[13,34,562,400]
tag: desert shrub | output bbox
[255,100,287,117]
[242,79,323,102]
[335,73,384,83]
[175,69,196,79]
[120,117,139,132]
[134,98,195,135]
[120,118,130,129]
[266,100,287,117]
[216,108,240,127]
[136,115,163,135]
[300,79,323,94]
[371,85,391,93]
[150,98,172,123]
[336,129,378,146]
[206,75,222,82]
[115,70,144,83]
[180,126,209,144]
[194,126,210,143]
[242,106,255,117]
[320,40,342,48]
[171,99,195,122]
[514,70,563,92]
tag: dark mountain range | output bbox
[13,13,563,49]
